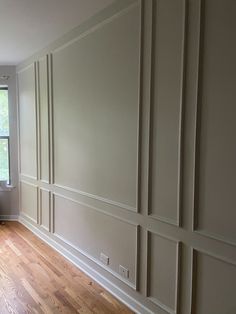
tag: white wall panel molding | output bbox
[19,180,38,191]
[53,231,139,291]
[17,63,38,179]
[37,55,50,184]
[193,230,236,248]
[35,61,40,182]
[20,173,38,181]
[53,183,137,213]
[52,192,139,228]
[39,188,51,232]
[192,0,236,246]
[51,1,141,56]
[20,212,37,225]
[48,53,54,185]
[146,230,181,314]
[192,0,203,235]
[19,214,154,314]
[17,63,35,75]
[138,0,153,217]
[51,1,141,212]
[52,192,139,290]
[16,0,236,313]
[20,180,38,224]
[147,0,187,227]
[191,248,236,314]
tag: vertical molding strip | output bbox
[136,0,143,214]
[190,248,197,314]
[145,230,181,314]
[147,0,187,227]
[177,0,187,227]
[35,61,40,181]
[50,192,55,233]
[35,61,40,225]
[38,187,41,225]
[140,0,153,216]
[46,55,51,185]
[48,53,54,185]
[192,0,203,232]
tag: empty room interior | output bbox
[0,0,235,313]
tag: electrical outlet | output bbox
[119,265,129,279]
[100,253,109,265]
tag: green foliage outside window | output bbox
[0,89,10,182]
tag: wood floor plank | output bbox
[0,222,134,314]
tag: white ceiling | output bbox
[0,0,114,65]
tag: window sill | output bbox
[0,185,15,192]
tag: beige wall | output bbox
[17,0,236,313]
[0,66,19,218]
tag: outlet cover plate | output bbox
[100,253,109,265]
[119,265,129,278]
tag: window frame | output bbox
[0,86,11,184]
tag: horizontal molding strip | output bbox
[148,214,180,227]
[21,212,37,225]
[19,214,152,314]
[52,1,139,55]
[20,180,38,189]
[53,232,137,290]
[190,246,236,314]
[53,192,139,228]
[146,230,181,314]
[192,246,236,267]
[194,230,236,248]
[20,173,37,181]
[53,184,137,213]
[50,0,141,215]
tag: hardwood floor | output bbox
[0,222,133,314]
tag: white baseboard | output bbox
[0,215,19,221]
[18,214,153,314]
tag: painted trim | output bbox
[147,0,187,227]
[20,173,38,181]
[0,215,19,221]
[39,187,50,231]
[52,192,140,290]
[48,53,54,185]
[192,0,203,233]
[37,55,50,184]
[18,214,154,314]
[145,230,181,314]
[53,184,137,213]
[190,247,236,313]
[53,192,139,227]
[50,1,142,214]
[53,232,137,290]
[51,2,140,55]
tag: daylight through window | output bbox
[0,87,10,183]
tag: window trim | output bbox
[0,86,11,184]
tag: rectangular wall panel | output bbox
[40,188,50,231]
[20,181,38,223]
[53,193,138,288]
[147,231,180,313]
[149,0,186,225]
[52,3,141,210]
[38,56,49,183]
[18,64,37,178]
[192,250,236,314]
[195,0,236,243]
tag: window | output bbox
[0,87,10,183]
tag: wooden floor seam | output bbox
[0,222,133,314]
